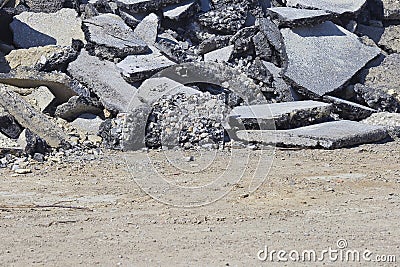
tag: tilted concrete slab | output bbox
[68,50,137,113]
[282,21,380,97]
[235,120,389,149]
[0,84,70,148]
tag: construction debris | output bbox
[0,0,399,160]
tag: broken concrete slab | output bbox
[113,0,185,13]
[362,112,400,138]
[353,83,400,113]
[0,69,86,103]
[204,45,234,63]
[68,50,137,113]
[267,7,332,27]
[5,45,78,71]
[70,113,103,135]
[0,132,22,156]
[285,0,368,15]
[23,85,55,112]
[0,84,70,148]
[117,49,176,83]
[10,9,85,48]
[363,53,400,104]
[133,13,159,45]
[136,77,199,104]
[378,25,400,53]
[235,120,389,149]
[163,0,197,20]
[83,14,149,60]
[228,100,332,130]
[382,0,400,20]
[282,21,381,97]
[0,106,23,139]
[55,95,103,121]
[323,95,376,121]
[24,0,65,12]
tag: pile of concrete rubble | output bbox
[1,0,400,163]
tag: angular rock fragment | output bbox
[68,50,137,113]
[257,18,287,67]
[136,77,199,104]
[0,106,23,139]
[204,45,234,63]
[117,50,176,83]
[323,95,376,121]
[133,13,159,45]
[0,132,22,156]
[198,35,231,55]
[55,95,103,121]
[285,0,368,15]
[24,0,65,12]
[228,101,332,130]
[23,85,55,112]
[83,14,149,60]
[10,9,85,48]
[0,84,70,148]
[267,7,332,27]
[236,120,389,149]
[363,54,400,104]
[0,69,86,103]
[353,83,400,113]
[113,0,185,13]
[163,0,197,20]
[362,112,400,138]
[5,45,78,71]
[381,0,400,20]
[70,113,103,135]
[378,25,400,53]
[282,21,381,97]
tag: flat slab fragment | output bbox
[115,0,186,12]
[10,9,85,48]
[285,0,367,15]
[267,7,331,27]
[0,84,70,148]
[282,21,380,97]
[68,50,137,113]
[117,50,176,83]
[204,45,234,63]
[228,100,332,129]
[83,14,148,59]
[323,96,376,121]
[236,120,389,149]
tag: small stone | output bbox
[14,168,32,174]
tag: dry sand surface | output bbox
[0,141,399,265]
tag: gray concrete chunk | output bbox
[323,95,376,121]
[117,49,176,83]
[23,86,55,112]
[83,14,149,60]
[163,0,197,20]
[285,0,367,15]
[133,13,159,45]
[282,21,381,97]
[363,54,400,104]
[68,50,137,113]
[0,84,70,148]
[10,9,85,48]
[382,0,400,20]
[236,120,389,149]
[267,7,332,27]
[204,45,234,63]
[114,0,186,13]
[228,101,332,130]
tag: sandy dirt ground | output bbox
[0,141,399,266]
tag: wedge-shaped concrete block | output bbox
[267,7,332,27]
[285,0,367,15]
